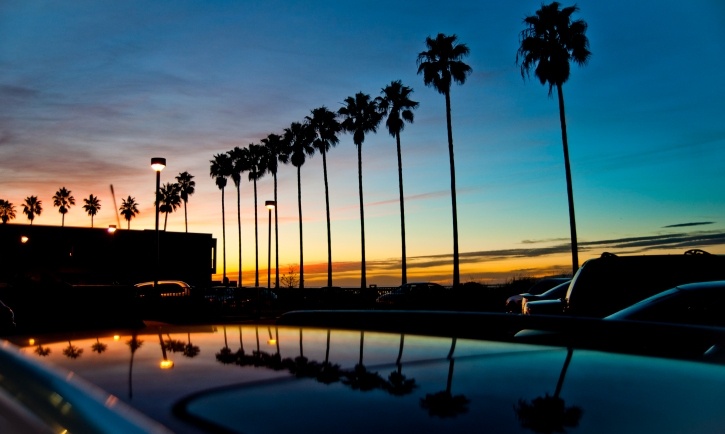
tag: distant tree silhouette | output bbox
[282,121,315,289]
[417,33,472,288]
[306,106,342,288]
[157,182,181,231]
[22,195,42,225]
[261,132,288,289]
[247,143,268,287]
[175,171,196,233]
[210,153,234,285]
[52,187,75,227]
[338,92,383,290]
[63,340,83,359]
[229,146,250,287]
[119,196,139,229]
[82,194,101,228]
[517,2,591,276]
[0,199,16,224]
[377,80,419,285]
[91,337,107,354]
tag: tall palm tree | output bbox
[22,196,42,225]
[0,199,17,224]
[157,182,181,231]
[119,196,139,229]
[229,146,250,287]
[338,92,383,290]
[261,132,287,289]
[175,171,196,233]
[306,106,342,288]
[210,152,234,285]
[377,80,419,285]
[52,187,76,227]
[417,33,471,288]
[246,143,268,287]
[517,2,591,276]
[282,121,315,289]
[82,194,101,228]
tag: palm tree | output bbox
[0,199,17,224]
[282,121,315,289]
[52,187,76,227]
[229,146,250,287]
[175,171,196,233]
[417,33,472,288]
[377,80,419,285]
[517,2,591,276]
[246,143,268,287]
[119,196,139,229]
[338,92,383,290]
[157,182,181,231]
[82,194,101,228]
[306,106,342,288]
[210,152,234,285]
[261,133,287,289]
[22,196,42,225]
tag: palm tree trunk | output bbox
[274,174,279,289]
[357,143,366,290]
[184,201,188,233]
[297,166,304,289]
[557,84,579,276]
[322,150,333,287]
[222,188,227,284]
[254,178,259,287]
[236,185,242,287]
[396,132,407,285]
[164,212,168,231]
[445,91,460,287]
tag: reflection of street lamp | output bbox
[158,331,174,369]
[265,200,275,289]
[151,157,166,288]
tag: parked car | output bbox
[375,282,448,309]
[133,280,192,298]
[506,278,571,313]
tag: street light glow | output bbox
[151,157,166,172]
[265,200,276,210]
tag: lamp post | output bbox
[265,200,275,289]
[151,157,166,288]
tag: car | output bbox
[134,280,193,298]
[520,280,571,315]
[505,278,571,313]
[375,282,448,309]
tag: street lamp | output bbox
[265,200,276,289]
[151,157,166,288]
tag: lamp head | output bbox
[151,157,166,172]
[265,200,276,210]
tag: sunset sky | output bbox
[1,0,724,287]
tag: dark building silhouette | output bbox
[0,224,216,288]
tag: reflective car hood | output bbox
[6,320,725,434]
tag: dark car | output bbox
[505,278,571,313]
[375,282,448,309]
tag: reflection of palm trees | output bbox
[421,337,468,417]
[164,333,186,353]
[515,347,583,433]
[183,332,200,358]
[62,340,83,359]
[34,344,51,356]
[215,326,236,364]
[341,330,386,391]
[385,334,417,396]
[91,337,107,354]
[127,332,144,399]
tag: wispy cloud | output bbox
[663,222,714,228]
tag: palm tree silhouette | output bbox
[377,80,419,285]
[0,199,16,224]
[517,2,591,276]
[417,33,472,288]
[229,146,249,287]
[52,187,75,227]
[282,121,315,289]
[119,195,139,229]
[338,92,383,290]
[175,171,196,233]
[63,340,83,359]
[22,196,42,225]
[306,106,342,288]
[216,325,236,364]
[91,337,107,354]
[82,194,101,228]
[261,133,287,289]
[126,333,144,399]
[157,182,181,231]
[210,153,233,285]
[246,143,268,287]
[183,332,200,358]
[34,344,51,356]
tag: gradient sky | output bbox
[1,0,724,287]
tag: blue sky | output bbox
[1,0,724,286]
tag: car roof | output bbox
[133,280,191,287]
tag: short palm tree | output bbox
[229,146,250,287]
[0,199,17,224]
[338,92,384,290]
[157,182,181,231]
[82,194,101,228]
[282,121,315,289]
[306,106,341,288]
[52,187,76,227]
[210,152,234,285]
[246,143,268,287]
[119,196,139,229]
[377,80,419,285]
[261,132,288,288]
[517,2,591,276]
[417,33,472,288]
[175,171,196,233]
[22,196,43,225]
